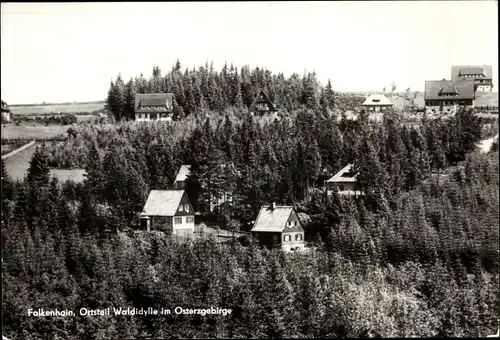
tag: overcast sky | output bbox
[1,1,498,104]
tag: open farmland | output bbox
[1,125,70,140]
[9,101,105,115]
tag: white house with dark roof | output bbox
[451,65,493,92]
[326,164,363,197]
[140,190,195,236]
[135,93,174,121]
[251,203,304,252]
[361,94,393,112]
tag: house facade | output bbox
[424,79,475,114]
[361,94,393,112]
[140,190,195,236]
[326,164,363,197]
[251,204,305,252]
[135,93,174,121]
[451,65,493,92]
[249,90,277,116]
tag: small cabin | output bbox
[251,203,305,252]
[326,164,363,197]
[140,190,195,236]
[249,90,277,116]
[361,94,393,112]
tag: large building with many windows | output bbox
[424,79,475,114]
[451,65,493,92]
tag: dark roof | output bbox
[251,205,300,232]
[424,79,475,101]
[135,93,173,112]
[451,65,493,80]
[249,90,277,112]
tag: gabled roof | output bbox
[174,165,191,182]
[361,94,393,106]
[142,190,186,216]
[425,79,475,101]
[451,65,493,80]
[326,164,358,183]
[251,205,297,233]
[135,93,174,111]
[249,89,277,112]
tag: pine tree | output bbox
[123,78,136,120]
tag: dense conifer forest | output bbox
[1,61,499,338]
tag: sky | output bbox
[1,1,498,104]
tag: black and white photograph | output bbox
[1,1,499,338]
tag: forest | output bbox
[1,61,499,338]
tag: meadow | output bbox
[1,125,70,140]
[9,101,105,115]
[2,142,86,182]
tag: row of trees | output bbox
[105,60,346,122]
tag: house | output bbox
[1,100,11,123]
[140,190,195,236]
[249,90,277,116]
[451,65,493,92]
[326,164,363,197]
[251,203,305,252]
[361,94,393,112]
[424,79,475,114]
[173,165,191,190]
[135,93,174,121]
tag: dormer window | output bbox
[372,99,380,103]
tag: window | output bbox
[179,205,184,212]
[186,217,194,223]
[174,217,182,224]
[295,234,302,241]
[284,235,291,242]
[184,204,189,212]
[294,221,297,226]
[287,221,292,227]
[339,185,344,191]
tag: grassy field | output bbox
[3,142,86,182]
[3,143,37,181]
[10,101,105,115]
[1,125,70,140]
[50,169,87,183]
